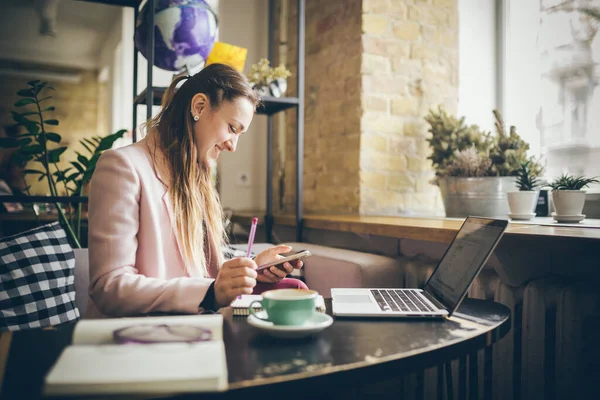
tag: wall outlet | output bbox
[236,171,251,187]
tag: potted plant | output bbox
[247,58,291,98]
[426,107,531,218]
[0,80,126,247]
[507,159,544,220]
[547,174,599,222]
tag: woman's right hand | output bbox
[213,257,258,308]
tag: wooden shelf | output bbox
[134,87,299,116]
[76,0,140,7]
[230,211,600,243]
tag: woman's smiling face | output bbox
[191,94,255,168]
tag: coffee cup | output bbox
[248,289,317,326]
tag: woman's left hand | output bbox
[254,245,304,283]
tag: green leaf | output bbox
[21,144,44,154]
[41,106,55,112]
[44,119,59,126]
[23,169,45,176]
[45,132,62,143]
[0,137,21,148]
[80,141,93,153]
[37,174,46,182]
[11,152,33,167]
[77,153,90,168]
[19,111,38,117]
[66,172,80,182]
[17,89,34,97]
[27,80,41,86]
[38,96,52,102]
[96,129,127,152]
[70,161,85,174]
[47,146,68,163]
[14,98,35,107]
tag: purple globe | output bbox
[135,0,218,72]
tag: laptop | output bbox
[331,217,508,318]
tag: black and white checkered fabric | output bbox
[0,222,80,331]
[222,244,255,260]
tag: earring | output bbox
[193,115,199,121]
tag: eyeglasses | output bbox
[112,324,213,344]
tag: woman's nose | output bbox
[224,137,237,152]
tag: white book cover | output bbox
[44,314,227,396]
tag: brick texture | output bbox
[275,0,457,216]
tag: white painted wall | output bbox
[217,0,268,212]
[458,0,498,133]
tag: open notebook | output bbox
[231,294,326,316]
[44,314,227,396]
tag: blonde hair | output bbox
[146,64,259,277]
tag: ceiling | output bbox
[0,0,122,71]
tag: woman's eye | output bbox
[229,124,237,134]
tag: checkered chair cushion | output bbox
[0,221,80,331]
[222,244,255,260]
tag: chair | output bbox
[73,248,90,318]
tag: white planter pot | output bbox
[551,190,587,216]
[507,191,539,216]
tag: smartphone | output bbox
[256,250,312,272]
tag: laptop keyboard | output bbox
[370,289,436,312]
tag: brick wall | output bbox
[275,0,364,214]
[360,0,457,215]
[0,69,101,195]
[276,0,458,216]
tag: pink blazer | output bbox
[86,138,218,318]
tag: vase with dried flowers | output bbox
[247,58,291,98]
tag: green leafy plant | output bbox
[425,107,535,179]
[0,80,126,247]
[515,159,544,191]
[445,147,491,177]
[547,174,599,191]
[489,110,530,176]
[425,106,492,176]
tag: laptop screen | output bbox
[423,217,508,314]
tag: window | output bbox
[504,0,600,186]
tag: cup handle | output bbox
[248,300,269,321]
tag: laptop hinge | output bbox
[421,290,447,311]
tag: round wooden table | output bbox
[1,298,510,400]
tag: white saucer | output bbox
[551,213,585,223]
[247,312,334,338]
[508,212,536,220]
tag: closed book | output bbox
[230,294,326,316]
[43,314,227,396]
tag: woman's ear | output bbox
[191,93,209,116]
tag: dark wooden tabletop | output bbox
[0,298,510,400]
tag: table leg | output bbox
[415,370,425,400]
[484,347,493,400]
[445,362,455,400]
[469,352,479,399]
[437,365,444,400]
[459,356,467,399]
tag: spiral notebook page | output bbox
[231,295,326,316]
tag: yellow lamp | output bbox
[205,42,248,72]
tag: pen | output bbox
[246,217,258,258]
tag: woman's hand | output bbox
[254,245,304,283]
[213,257,257,307]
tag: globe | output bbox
[134,0,218,72]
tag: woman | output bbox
[87,63,307,318]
